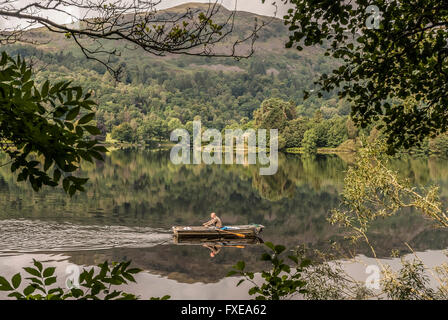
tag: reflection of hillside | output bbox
[67,245,269,284]
[1,150,448,283]
[0,150,348,226]
[251,169,295,201]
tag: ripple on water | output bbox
[0,219,172,254]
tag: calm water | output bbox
[0,150,447,298]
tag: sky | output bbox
[0,0,289,30]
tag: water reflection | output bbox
[0,219,172,254]
[0,150,447,287]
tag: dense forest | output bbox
[3,6,448,155]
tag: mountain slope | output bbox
[3,3,344,134]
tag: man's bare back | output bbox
[203,212,222,228]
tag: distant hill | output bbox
[3,3,345,134]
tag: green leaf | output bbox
[300,259,312,268]
[62,178,70,192]
[226,270,238,277]
[261,253,272,261]
[68,185,76,197]
[8,292,24,299]
[75,125,83,136]
[22,80,34,92]
[78,113,95,125]
[23,285,36,296]
[105,290,121,300]
[48,288,63,295]
[44,276,57,286]
[44,158,53,172]
[71,288,84,298]
[83,125,101,135]
[236,279,245,287]
[265,242,275,251]
[248,287,259,295]
[66,106,80,121]
[274,245,286,254]
[53,169,62,182]
[41,80,49,97]
[12,273,21,289]
[288,255,299,264]
[119,261,131,272]
[25,277,43,286]
[23,267,41,278]
[43,267,56,278]
[0,51,7,65]
[0,276,13,291]
[122,273,136,283]
[127,268,141,274]
[65,121,74,130]
[22,69,32,82]
[281,264,290,273]
[33,259,43,272]
[91,283,103,296]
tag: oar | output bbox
[217,228,246,238]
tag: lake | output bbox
[0,150,447,299]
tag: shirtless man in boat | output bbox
[202,212,222,228]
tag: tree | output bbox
[137,122,155,144]
[282,0,448,153]
[137,115,169,144]
[254,98,296,131]
[112,123,134,143]
[283,117,309,148]
[429,133,448,155]
[0,1,263,77]
[302,128,318,154]
[167,118,183,133]
[346,118,359,140]
[313,120,331,148]
[153,118,169,143]
[0,52,105,195]
[327,117,349,148]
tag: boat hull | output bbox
[173,237,263,245]
[172,224,264,239]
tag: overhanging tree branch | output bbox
[0,0,266,77]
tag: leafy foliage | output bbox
[282,0,448,153]
[301,128,318,154]
[254,98,296,131]
[227,241,310,300]
[330,140,448,246]
[382,259,436,300]
[0,51,107,195]
[0,259,169,300]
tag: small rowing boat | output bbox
[172,224,264,239]
[173,237,263,245]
